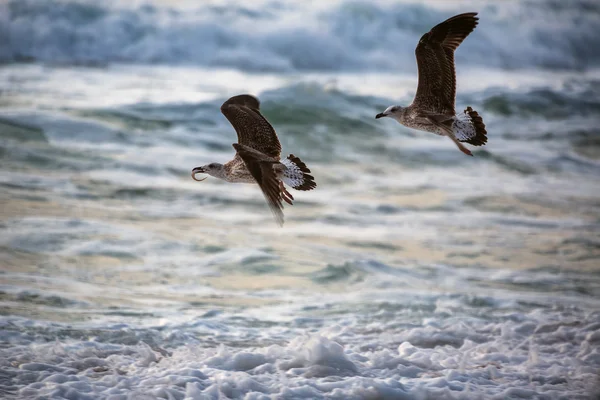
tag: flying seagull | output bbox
[376,12,487,156]
[191,94,316,226]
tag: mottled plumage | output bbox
[376,12,487,155]
[221,94,282,158]
[192,94,316,226]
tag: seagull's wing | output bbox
[232,143,284,226]
[416,110,455,135]
[412,12,479,115]
[221,94,281,159]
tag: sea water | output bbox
[1,0,600,398]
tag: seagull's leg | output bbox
[448,133,473,156]
[422,114,472,155]
[280,181,294,205]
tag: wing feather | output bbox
[412,13,479,115]
[232,143,284,226]
[221,95,281,159]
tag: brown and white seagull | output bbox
[191,94,316,226]
[375,12,487,156]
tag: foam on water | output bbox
[2,280,600,399]
[2,4,600,395]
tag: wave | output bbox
[4,77,597,177]
[480,81,600,119]
[2,0,599,71]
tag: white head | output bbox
[375,105,404,121]
[191,162,225,181]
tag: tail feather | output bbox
[281,155,316,191]
[463,106,487,146]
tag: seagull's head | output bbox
[191,162,224,181]
[376,105,403,120]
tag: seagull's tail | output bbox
[281,155,316,191]
[454,107,488,146]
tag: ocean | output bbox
[1,0,600,398]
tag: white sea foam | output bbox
[3,302,599,399]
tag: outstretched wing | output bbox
[232,143,284,226]
[412,12,479,115]
[221,94,281,159]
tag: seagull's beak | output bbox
[375,112,386,119]
[191,167,207,182]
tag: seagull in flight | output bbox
[376,12,487,156]
[191,94,316,226]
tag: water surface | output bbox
[1,0,600,398]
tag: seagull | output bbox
[375,12,487,156]
[191,94,316,226]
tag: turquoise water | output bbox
[1,1,600,398]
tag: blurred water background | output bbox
[1,0,600,398]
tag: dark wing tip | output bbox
[442,12,479,25]
[420,12,480,50]
[221,94,261,114]
[456,12,478,18]
[261,170,285,227]
[266,195,285,227]
[234,143,285,226]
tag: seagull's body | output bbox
[192,94,316,226]
[376,12,487,156]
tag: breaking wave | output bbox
[2,0,600,71]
